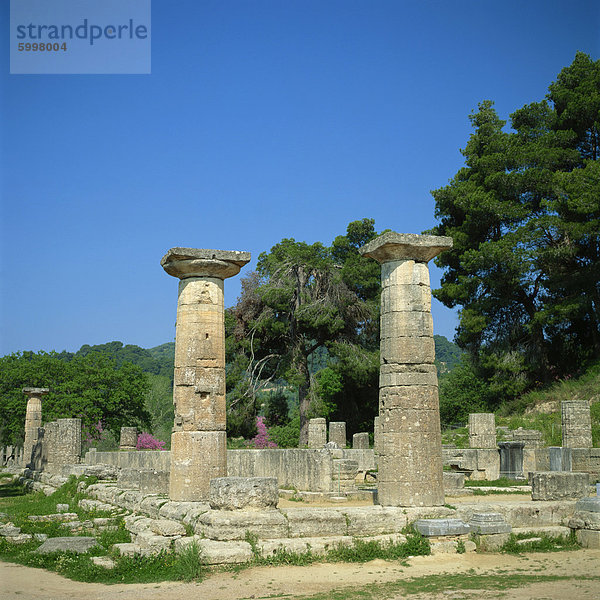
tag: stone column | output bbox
[353,432,369,449]
[562,400,592,448]
[468,413,497,448]
[329,421,346,448]
[308,418,327,448]
[120,427,138,450]
[360,232,452,507]
[22,387,48,468]
[374,416,382,456]
[161,247,250,501]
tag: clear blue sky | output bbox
[1,0,598,355]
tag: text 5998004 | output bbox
[18,43,67,52]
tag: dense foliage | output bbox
[226,219,381,444]
[429,52,600,414]
[0,351,150,446]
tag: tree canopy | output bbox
[429,52,600,408]
[227,219,381,444]
[0,351,151,446]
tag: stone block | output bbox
[352,432,369,449]
[413,519,470,536]
[477,532,511,551]
[259,535,353,556]
[151,519,186,536]
[531,471,589,500]
[443,472,465,490]
[159,501,210,522]
[380,259,430,286]
[562,400,592,449]
[119,427,138,450]
[329,422,346,447]
[195,510,289,541]
[380,284,432,313]
[36,536,98,554]
[380,335,435,364]
[343,506,408,536]
[468,413,496,449]
[575,497,600,513]
[576,529,600,549]
[308,418,327,449]
[209,477,278,510]
[176,536,253,564]
[282,507,347,538]
[468,512,511,534]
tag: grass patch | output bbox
[270,572,600,600]
[248,529,430,567]
[501,531,581,554]
[465,477,527,487]
[472,489,529,496]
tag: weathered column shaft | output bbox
[22,388,48,468]
[119,427,138,450]
[360,232,452,507]
[162,247,250,501]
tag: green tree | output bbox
[429,53,600,403]
[230,221,376,445]
[0,351,150,446]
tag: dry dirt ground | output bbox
[1,549,599,600]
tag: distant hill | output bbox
[61,336,461,382]
[434,334,463,375]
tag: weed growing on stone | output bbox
[172,541,207,581]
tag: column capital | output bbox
[161,248,251,280]
[359,232,452,263]
[22,388,49,397]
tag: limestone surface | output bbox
[531,471,590,500]
[163,247,249,501]
[208,477,278,510]
[36,536,98,554]
[561,400,593,448]
[361,232,451,507]
[308,418,327,449]
[468,413,496,449]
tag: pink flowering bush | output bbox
[136,432,166,450]
[249,416,278,449]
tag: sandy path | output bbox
[1,549,599,600]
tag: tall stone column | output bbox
[22,387,48,468]
[360,232,452,507]
[161,247,250,501]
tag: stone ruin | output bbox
[8,235,600,564]
[360,232,452,506]
[469,413,496,449]
[161,247,250,501]
[562,400,593,449]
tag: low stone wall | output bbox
[227,449,335,492]
[84,449,171,470]
[442,448,500,480]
